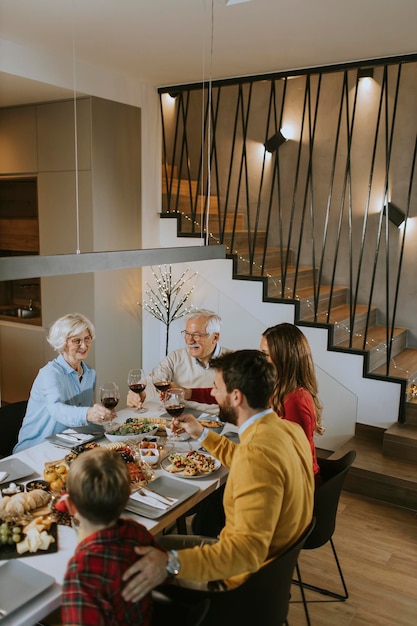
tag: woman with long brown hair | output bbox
[260,323,324,483]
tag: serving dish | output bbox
[104,420,158,442]
[197,417,225,434]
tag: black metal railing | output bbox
[159,55,417,387]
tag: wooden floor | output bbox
[41,491,417,626]
[287,492,417,626]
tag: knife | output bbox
[140,486,176,505]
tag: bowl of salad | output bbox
[104,419,158,442]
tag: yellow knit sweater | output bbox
[177,411,314,587]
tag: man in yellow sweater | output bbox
[123,349,314,600]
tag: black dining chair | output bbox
[152,518,316,626]
[293,450,357,626]
[0,400,28,458]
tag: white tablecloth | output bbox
[0,403,236,626]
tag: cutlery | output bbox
[140,487,176,505]
[56,433,83,442]
[130,492,170,510]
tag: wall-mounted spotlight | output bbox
[358,68,374,79]
[383,202,406,228]
[168,91,179,99]
[264,130,287,153]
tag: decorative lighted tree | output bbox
[139,265,197,355]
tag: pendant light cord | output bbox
[72,0,81,254]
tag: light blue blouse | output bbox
[13,353,96,453]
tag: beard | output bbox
[218,397,238,426]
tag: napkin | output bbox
[56,429,94,443]
[130,489,178,510]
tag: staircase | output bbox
[162,170,417,511]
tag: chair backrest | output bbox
[201,518,316,626]
[304,450,356,550]
[0,400,28,458]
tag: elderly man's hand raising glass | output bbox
[171,413,204,439]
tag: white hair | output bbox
[47,313,95,352]
[185,309,222,334]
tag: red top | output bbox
[61,518,158,626]
[282,388,320,476]
[190,387,215,404]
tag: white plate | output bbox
[161,451,221,478]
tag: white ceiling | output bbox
[0,0,417,107]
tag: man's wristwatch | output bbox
[166,549,181,577]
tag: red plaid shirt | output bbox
[62,518,158,625]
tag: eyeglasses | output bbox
[181,331,210,341]
[69,335,92,347]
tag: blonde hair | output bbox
[262,323,325,435]
[67,448,130,525]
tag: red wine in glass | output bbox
[127,369,147,413]
[102,397,119,410]
[129,383,146,395]
[99,382,120,413]
[165,404,185,418]
[153,381,170,394]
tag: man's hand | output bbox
[171,413,204,439]
[122,546,168,603]
[126,389,146,409]
[169,382,192,400]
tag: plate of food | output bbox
[104,419,158,442]
[197,417,225,434]
[161,450,221,478]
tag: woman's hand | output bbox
[126,390,146,409]
[87,403,115,424]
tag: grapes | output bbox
[0,522,22,545]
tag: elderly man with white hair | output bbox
[127,309,230,415]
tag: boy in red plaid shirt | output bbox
[62,447,160,626]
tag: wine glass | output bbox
[151,366,172,408]
[127,368,147,413]
[164,389,186,419]
[99,382,120,411]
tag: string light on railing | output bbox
[166,207,411,377]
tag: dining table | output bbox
[0,402,235,626]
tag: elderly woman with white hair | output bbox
[13,313,115,453]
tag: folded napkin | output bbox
[55,429,94,443]
[130,489,178,510]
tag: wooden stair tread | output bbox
[337,325,407,351]
[331,434,417,483]
[304,303,376,324]
[372,348,417,380]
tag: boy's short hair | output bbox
[67,448,131,525]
